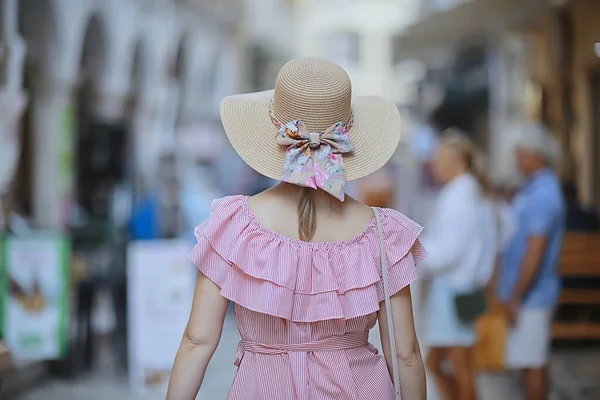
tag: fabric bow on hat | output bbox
[275,120,354,201]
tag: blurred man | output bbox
[496,123,565,400]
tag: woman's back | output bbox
[249,185,375,243]
[190,193,425,399]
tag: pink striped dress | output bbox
[190,195,426,400]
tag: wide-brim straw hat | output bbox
[220,58,402,182]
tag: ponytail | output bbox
[298,187,317,241]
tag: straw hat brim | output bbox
[220,89,402,182]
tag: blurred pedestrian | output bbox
[167,58,427,400]
[496,123,565,400]
[420,129,501,400]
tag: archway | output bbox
[128,39,149,201]
[157,35,189,238]
[129,40,146,114]
[13,0,60,219]
[75,13,119,223]
[73,12,132,374]
[172,37,187,80]
[79,14,107,85]
[170,35,188,127]
[18,0,60,61]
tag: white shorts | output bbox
[505,308,554,369]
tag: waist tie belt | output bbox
[234,331,370,366]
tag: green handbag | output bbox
[454,289,488,324]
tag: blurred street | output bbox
[15,319,600,400]
[2,0,600,399]
[8,303,600,399]
[13,310,525,400]
[14,310,241,400]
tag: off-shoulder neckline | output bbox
[239,195,379,248]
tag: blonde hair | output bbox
[298,187,317,241]
[439,128,492,196]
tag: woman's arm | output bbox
[378,286,426,400]
[166,273,230,400]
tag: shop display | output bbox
[0,235,70,361]
[127,239,195,393]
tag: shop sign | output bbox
[127,239,195,393]
[0,235,70,360]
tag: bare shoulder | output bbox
[248,188,377,241]
[247,188,298,230]
[342,195,375,224]
[249,189,296,214]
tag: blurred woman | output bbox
[420,129,501,400]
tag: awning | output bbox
[396,0,555,55]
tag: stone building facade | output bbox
[0,0,242,229]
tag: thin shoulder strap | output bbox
[372,207,401,400]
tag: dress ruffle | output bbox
[190,195,426,322]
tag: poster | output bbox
[0,235,70,360]
[127,240,195,393]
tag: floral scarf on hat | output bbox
[273,113,354,201]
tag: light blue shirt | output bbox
[497,169,566,309]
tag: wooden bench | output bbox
[552,233,600,339]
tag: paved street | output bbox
[14,310,240,400]
[12,309,529,400]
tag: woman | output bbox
[166,58,427,399]
[420,129,501,400]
